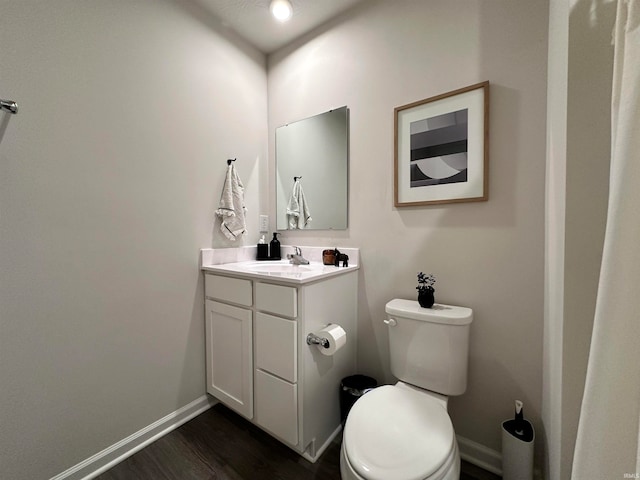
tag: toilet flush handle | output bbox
[383,318,397,327]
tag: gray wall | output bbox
[268,0,548,465]
[0,1,267,478]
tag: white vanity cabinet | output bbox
[202,267,357,462]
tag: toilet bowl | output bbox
[340,299,472,480]
[340,383,460,480]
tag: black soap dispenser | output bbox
[256,235,269,260]
[269,232,281,260]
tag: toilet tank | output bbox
[385,299,473,396]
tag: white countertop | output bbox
[201,246,359,285]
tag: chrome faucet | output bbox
[288,246,310,265]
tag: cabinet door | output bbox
[205,299,253,419]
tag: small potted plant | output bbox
[416,272,436,308]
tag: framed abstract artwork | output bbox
[394,81,490,206]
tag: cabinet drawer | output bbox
[255,282,297,318]
[255,312,297,382]
[205,274,252,307]
[255,369,298,446]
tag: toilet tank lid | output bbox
[385,299,473,325]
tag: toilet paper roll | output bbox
[315,324,347,356]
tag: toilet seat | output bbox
[343,385,456,480]
[341,439,459,480]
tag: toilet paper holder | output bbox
[306,332,329,349]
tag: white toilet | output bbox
[341,299,473,480]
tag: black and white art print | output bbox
[410,108,468,188]
[394,82,489,206]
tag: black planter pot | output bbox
[418,288,435,308]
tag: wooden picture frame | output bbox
[394,81,490,207]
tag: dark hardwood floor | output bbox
[97,403,500,480]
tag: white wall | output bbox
[6,1,607,477]
[0,1,267,478]
[544,1,569,477]
[563,0,615,476]
[268,0,548,467]
[544,0,615,478]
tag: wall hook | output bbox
[227,158,236,165]
[0,99,18,114]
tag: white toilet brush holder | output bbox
[501,400,534,480]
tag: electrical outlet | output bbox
[259,215,269,232]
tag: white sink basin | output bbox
[240,261,316,273]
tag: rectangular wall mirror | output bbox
[275,106,349,230]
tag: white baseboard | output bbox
[51,395,217,480]
[457,434,503,477]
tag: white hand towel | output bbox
[286,179,312,229]
[215,164,247,241]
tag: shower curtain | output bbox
[572,0,640,478]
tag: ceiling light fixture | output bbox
[270,0,292,22]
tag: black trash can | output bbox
[340,375,377,423]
